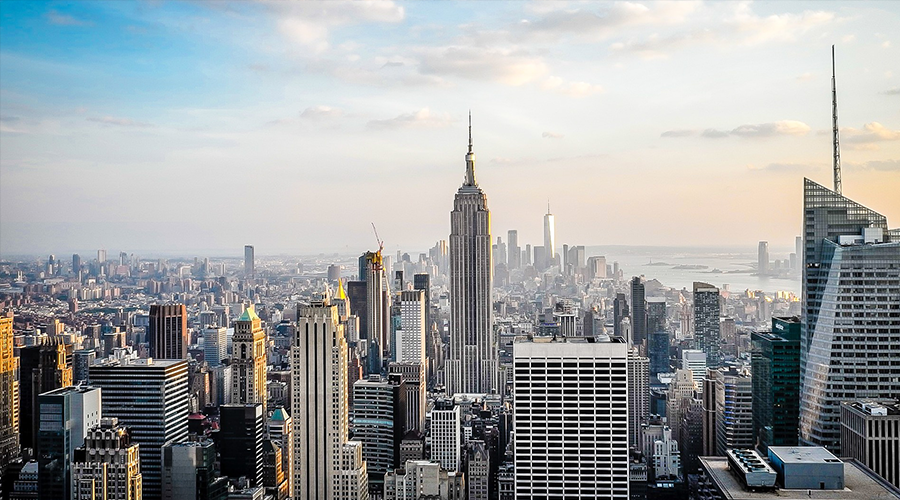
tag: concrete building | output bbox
[389,362,426,432]
[161,441,228,500]
[90,358,189,500]
[383,460,465,500]
[72,417,143,500]
[514,336,629,499]
[0,313,19,472]
[230,307,267,408]
[714,368,754,456]
[429,400,462,473]
[682,350,707,393]
[148,304,188,360]
[465,441,489,500]
[203,327,227,368]
[244,245,254,276]
[627,349,650,449]
[395,290,425,363]
[447,116,496,395]
[37,385,102,500]
[841,400,900,489]
[799,178,900,453]
[352,374,406,494]
[292,298,368,500]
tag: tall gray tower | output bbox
[447,114,496,395]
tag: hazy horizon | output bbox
[2,1,898,257]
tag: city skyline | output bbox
[2,1,899,256]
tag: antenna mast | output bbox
[832,45,842,195]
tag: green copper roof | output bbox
[238,305,259,322]
[270,407,290,421]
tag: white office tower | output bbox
[383,460,465,500]
[203,327,227,368]
[389,362,426,432]
[429,401,462,472]
[543,206,556,269]
[90,358,188,500]
[447,115,496,396]
[713,368,754,455]
[641,423,681,480]
[681,350,707,393]
[800,178,900,452]
[514,337,629,499]
[292,298,367,500]
[627,349,649,449]
[396,290,425,363]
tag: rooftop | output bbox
[768,446,842,465]
[700,457,900,499]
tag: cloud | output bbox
[367,108,454,130]
[46,9,92,27]
[883,41,892,49]
[885,88,900,96]
[542,131,564,139]
[842,122,900,149]
[299,106,343,120]
[730,120,810,138]
[848,159,900,172]
[610,29,715,59]
[748,162,821,173]
[701,129,730,139]
[796,72,814,82]
[86,116,153,128]
[540,76,603,97]
[415,46,547,86]
[273,1,404,51]
[661,129,696,138]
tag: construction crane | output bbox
[370,223,384,271]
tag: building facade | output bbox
[841,401,900,489]
[230,306,267,408]
[693,283,721,368]
[0,313,19,471]
[751,317,801,451]
[73,418,143,500]
[148,304,188,360]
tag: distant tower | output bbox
[148,304,188,360]
[543,203,555,269]
[507,230,520,270]
[758,241,769,276]
[231,306,267,408]
[631,277,647,347]
[448,113,496,395]
[244,245,255,276]
[693,282,721,368]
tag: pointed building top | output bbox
[237,305,259,323]
[464,110,477,187]
[336,278,347,300]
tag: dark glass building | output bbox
[751,316,801,452]
[218,404,264,487]
[631,277,647,346]
[19,341,73,450]
[647,297,668,377]
[148,304,188,360]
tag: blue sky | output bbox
[1,1,898,256]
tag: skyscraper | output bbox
[543,205,555,269]
[713,368,754,455]
[507,230,519,270]
[751,316,800,452]
[514,337,629,499]
[0,313,18,472]
[448,115,496,395]
[395,290,425,363]
[361,250,388,363]
[203,327,227,368]
[19,340,73,451]
[72,417,143,500]
[757,241,769,276]
[351,374,406,493]
[646,297,668,376]
[37,385,102,500]
[799,178,900,452]
[613,293,629,341]
[148,304,188,360]
[631,277,647,348]
[219,404,265,487]
[244,245,255,276]
[693,282,721,368]
[627,349,650,449]
[231,306,267,408]
[90,358,189,500]
[292,298,367,500]
[429,400,461,473]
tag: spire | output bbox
[464,110,477,186]
[832,45,842,195]
[547,200,551,214]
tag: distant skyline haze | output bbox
[1,1,898,257]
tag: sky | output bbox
[1,1,898,258]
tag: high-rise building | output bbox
[429,400,461,473]
[507,230,519,270]
[352,374,406,493]
[292,298,368,500]
[219,404,264,487]
[627,350,650,449]
[693,282,721,368]
[230,307,267,408]
[666,368,697,447]
[73,253,82,276]
[267,408,293,498]
[543,205,555,269]
[681,350,707,394]
[701,370,717,457]
[0,313,19,471]
[840,401,900,489]
[613,293,629,341]
[244,245,255,276]
[646,297,668,376]
[19,340,73,451]
[73,349,96,384]
[465,440,490,500]
[447,116,495,396]
[161,441,228,500]
[799,178,900,453]
[514,337,629,499]
[148,304,188,360]
[794,235,803,272]
[751,317,801,452]
[713,368,754,456]
[757,241,769,276]
[395,290,425,363]
[388,363,426,432]
[72,417,143,500]
[90,358,189,500]
[203,327,227,368]
[37,385,102,500]
[361,251,388,363]
[98,249,107,264]
[631,277,647,347]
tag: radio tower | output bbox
[832,45,842,195]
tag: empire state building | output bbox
[447,114,497,395]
